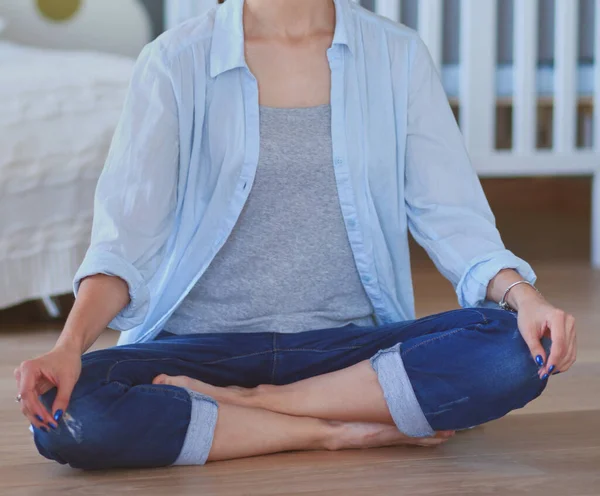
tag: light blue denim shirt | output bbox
[74,0,535,345]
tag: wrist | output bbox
[54,330,86,355]
[506,283,543,311]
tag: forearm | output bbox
[54,274,130,354]
[487,269,542,311]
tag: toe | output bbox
[152,374,169,385]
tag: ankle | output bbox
[321,421,346,451]
[246,384,275,409]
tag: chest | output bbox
[244,36,333,108]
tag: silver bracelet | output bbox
[499,280,540,312]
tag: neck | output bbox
[244,0,336,39]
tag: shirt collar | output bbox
[210,0,355,78]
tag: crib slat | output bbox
[595,0,600,152]
[417,0,443,70]
[593,0,600,268]
[375,0,401,22]
[554,0,579,152]
[513,0,538,154]
[459,0,497,154]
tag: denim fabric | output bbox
[34,308,548,470]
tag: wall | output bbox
[0,0,162,57]
[140,0,164,38]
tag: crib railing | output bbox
[368,0,600,266]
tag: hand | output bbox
[515,292,577,378]
[14,345,82,431]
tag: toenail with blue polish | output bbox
[535,355,544,366]
[542,373,549,380]
[53,410,63,422]
[548,365,556,374]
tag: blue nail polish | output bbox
[535,355,544,366]
[35,415,44,423]
[542,373,549,380]
[548,365,556,374]
[554,371,561,375]
[49,422,58,430]
[40,426,49,433]
[53,410,63,422]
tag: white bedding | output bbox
[0,42,134,309]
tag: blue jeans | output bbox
[34,308,549,470]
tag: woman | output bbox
[16,0,576,470]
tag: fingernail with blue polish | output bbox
[53,410,63,423]
[35,415,44,423]
[548,365,556,374]
[535,355,544,366]
[554,371,562,375]
[542,373,549,380]
[40,426,49,433]
[49,422,58,430]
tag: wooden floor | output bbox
[1,179,599,495]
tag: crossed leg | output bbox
[35,309,545,468]
[158,308,549,463]
[207,399,453,462]
[159,360,454,463]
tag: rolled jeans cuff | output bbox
[370,344,434,438]
[173,389,219,466]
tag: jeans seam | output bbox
[106,357,189,382]
[277,346,364,352]
[110,380,190,403]
[470,309,489,324]
[400,328,465,357]
[202,350,273,366]
[378,308,486,337]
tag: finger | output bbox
[20,389,56,430]
[545,311,568,376]
[20,396,50,431]
[51,376,77,422]
[21,404,49,433]
[555,315,576,373]
[520,323,547,371]
[14,367,21,388]
[19,368,56,428]
[557,328,577,373]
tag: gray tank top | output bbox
[165,104,374,334]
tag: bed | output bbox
[0,1,159,311]
[0,37,135,310]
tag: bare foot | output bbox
[324,422,455,451]
[153,375,454,451]
[153,374,253,405]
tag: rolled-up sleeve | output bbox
[402,38,535,308]
[74,41,180,330]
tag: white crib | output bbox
[165,0,600,267]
